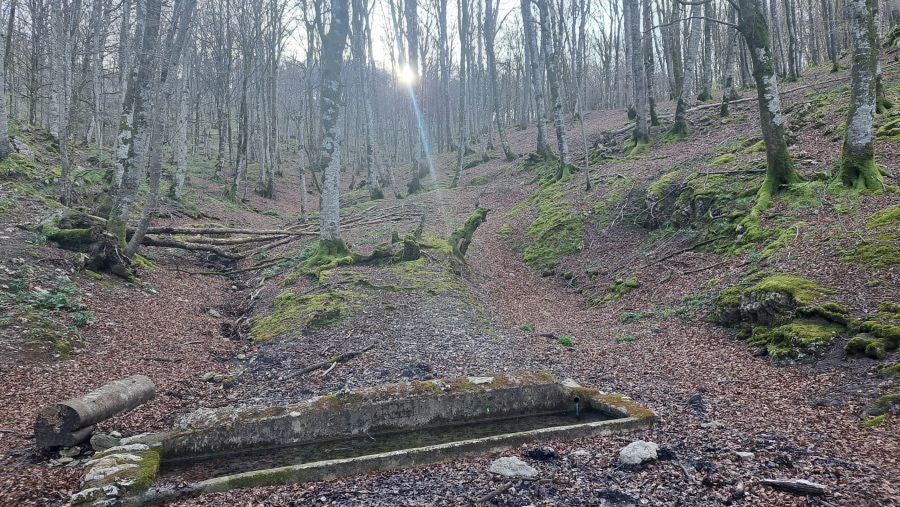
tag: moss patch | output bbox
[748,319,843,363]
[521,181,584,271]
[842,205,899,268]
[250,289,364,341]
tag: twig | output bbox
[474,480,516,504]
[283,343,376,380]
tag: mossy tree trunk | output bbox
[838,0,883,190]
[0,5,8,162]
[738,0,800,206]
[318,0,350,245]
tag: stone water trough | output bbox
[72,371,656,505]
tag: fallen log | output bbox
[758,478,829,496]
[141,236,244,259]
[35,375,155,450]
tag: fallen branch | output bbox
[145,226,315,236]
[475,481,515,504]
[285,344,376,380]
[631,235,729,273]
[758,479,829,496]
[141,236,244,259]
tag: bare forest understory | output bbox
[1,61,900,506]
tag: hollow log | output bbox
[35,375,155,450]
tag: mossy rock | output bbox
[749,318,844,363]
[863,392,900,417]
[250,289,364,341]
[875,116,900,141]
[715,274,832,326]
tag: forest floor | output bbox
[1,61,899,506]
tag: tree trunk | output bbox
[838,0,882,190]
[318,0,350,247]
[537,0,569,179]
[35,375,155,450]
[738,0,800,206]
[485,0,515,161]
[521,0,550,156]
[642,0,659,125]
[627,0,649,145]
[0,2,8,161]
[822,0,840,71]
[452,0,470,188]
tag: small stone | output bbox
[90,433,121,452]
[522,446,557,460]
[701,420,725,429]
[109,431,122,438]
[488,456,540,479]
[568,449,592,463]
[466,376,494,385]
[201,372,216,382]
[619,441,659,465]
[59,446,82,458]
[208,308,222,318]
[237,353,247,360]
[735,451,755,461]
[58,456,74,464]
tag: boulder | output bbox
[90,433,122,452]
[488,456,540,479]
[619,440,659,465]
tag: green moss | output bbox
[845,334,887,359]
[250,289,363,341]
[82,269,103,281]
[741,139,767,154]
[875,362,900,378]
[842,207,899,268]
[750,319,843,362]
[557,335,573,346]
[876,116,900,140]
[521,182,585,271]
[864,392,900,416]
[518,323,533,332]
[647,171,678,199]
[745,274,831,306]
[284,240,355,283]
[449,208,488,258]
[614,335,636,343]
[861,414,886,427]
[595,277,640,304]
[417,234,453,255]
[497,223,511,240]
[627,141,650,158]
[131,450,161,491]
[41,226,92,250]
[867,205,900,228]
[710,153,737,166]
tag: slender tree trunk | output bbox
[172,55,190,200]
[822,0,840,71]
[0,1,9,161]
[700,2,714,100]
[521,0,550,156]
[642,0,659,125]
[485,0,515,161]
[627,0,649,145]
[838,0,882,189]
[318,0,350,248]
[452,0,470,188]
[537,0,569,179]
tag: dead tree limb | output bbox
[284,344,376,380]
[141,236,244,259]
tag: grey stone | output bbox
[60,446,82,458]
[90,433,121,452]
[701,420,725,429]
[208,308,222,318]
[488,456,540,479]
[619,441,659,465]
[467,376,494,385]
[735,451,755,461]
[58,457,74,464]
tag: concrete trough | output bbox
[72,371,656,505]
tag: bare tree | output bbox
[521,0,550,156]
[317,0,350,250]
[484,0,515,160]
